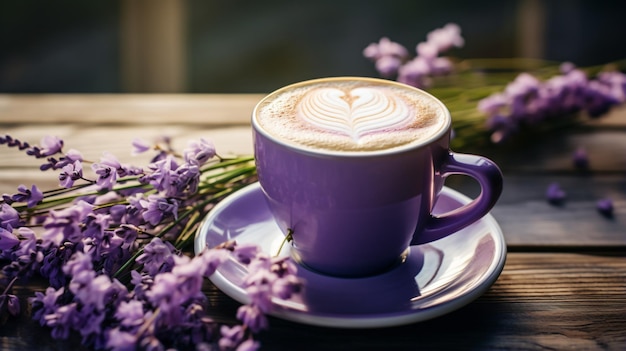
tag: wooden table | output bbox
[1,95,625,350]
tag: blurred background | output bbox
[1,0,625,93]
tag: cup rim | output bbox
[251,76,452,157]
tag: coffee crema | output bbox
[254,78,448,152]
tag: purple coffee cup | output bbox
[252,77,503,277]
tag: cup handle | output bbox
[411,152,503,245]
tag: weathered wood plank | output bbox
[447,174,626,248]
[3,253,624,351]
[0,94,263,125]
[0,124,254,170]
[478,129,626,174]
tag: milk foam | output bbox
[256,79,447,152]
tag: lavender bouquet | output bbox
[0,135,301,350]
[365,23,624,213]
[364,23,626,149]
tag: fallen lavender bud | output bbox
[546,182,566,205]
[596,198,614,218]
[572,147,590,170]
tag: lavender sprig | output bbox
[364,25,626,149]
[478,63,626,143]
[1,135,301,350]
[364,23,464,88]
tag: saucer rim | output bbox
[194,182,507,328]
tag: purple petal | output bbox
[236,304,268,333]
[374,56,402,78]
[596,198,614,218]
[1,203,22,230]
[27,185,44,207]
[131,138,152,155]
[39,136,64,156]
[0,226,20,250]
[573,147,589,170]
[546,182,566,205]
[7,294,20,316]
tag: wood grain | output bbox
[2,253,624,351]
[0,94,263,125]
[1,94,625,350]
[1,95,625,248]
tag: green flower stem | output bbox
[275,229,294,257]
[174,210,201,250]
[200,155,255,173]
[21,181,152,215]
[113,200,204,279]
[113,164,256,277]
[199,165,256,188]
[41,182,95,197]
[173,182,252,250]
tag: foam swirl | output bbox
[297,87,412,142]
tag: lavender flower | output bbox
[234,253,302,334]
[30,286,65,324]
[59,160,84,188]
[375,55,404,78]
[0,227,20,250]
[596,198,614,218]
[139,195,179,226]
[106,328,138,351]
[135,237,176,275]
[40,149,84,172]
[218,325,246,350]
[573,147,589,170]
[132,138,152,155]
[546,182,566,205]
[397,57,432,89]
[0,294,21,316]
[115,299,145,328]
[42,200,93,245]
[479,63,626,143]
[141,156,179,194]
[1,227,43,280]
[184,138,217,165]
[92,164,117,190]
[39,136,64,156]
[170,163,200,197]
[1,203,23,230]
[236,338,261,351]
[365,23,464,88]
[44,302,76,339]
[62,250,93,277]
[363,37,409,76]
[236,305,268,333]
[130,270,152,300]
[3,184,44,208]
[0,135,30,150]
[364,37,409,59]
[232,242,261,265]
[140,155,202,197]
[2,134,276,350]
[428,23,464,49]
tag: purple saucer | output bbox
[194,182,506,328]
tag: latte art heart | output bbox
[297,87,413,142]
[255,78,446,152]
